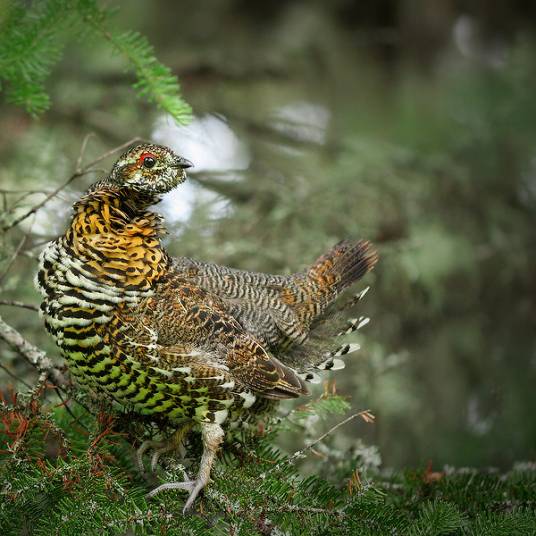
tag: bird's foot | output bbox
[145,422,224,513]
[146,470,206,514]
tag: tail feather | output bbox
[312,342,361,372]
[308,240,378,304]
[283,239,377,383]
[290,284,374,382]
[337,316,370,336]
[338,286,370,312]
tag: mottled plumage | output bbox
[36,143,378,511]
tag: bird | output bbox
[35,142,378,512]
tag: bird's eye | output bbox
[142,156,156,169]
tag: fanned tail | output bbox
[282,282,375,382]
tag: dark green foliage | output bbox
[1,395,535,535]
[0,0,191,122]
[0,1,71,114]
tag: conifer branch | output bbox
[0,1,192,123]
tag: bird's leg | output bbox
[183,422,224,511]
[136,423,193,479]
[146,422,224,513]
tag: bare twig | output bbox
[0,314,65,387]
[0,234,27,283]
[0,300,40,312]
[85,138,143,167]
[76,132,96,171]
[2,137,142,232]
[0,216,35,283]
[0,361,34,389]
[54,386,91,432]
[2,170,86,232]
[285,410,375,466]
[0,189,54,194]
[3,192,41,217]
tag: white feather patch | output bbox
[239,391,256,408]
[214,409,229,425]
[357,316,370,330]
[329,358,345,371]
[172,366,192,374]
[338,316,370,336]
[357,286,370,301]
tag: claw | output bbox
[146,479,195,498]
[145,422,224,512]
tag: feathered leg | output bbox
[146,422,224,513]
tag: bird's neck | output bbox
[64,187,169,292]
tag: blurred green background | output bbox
[1,0,535,472]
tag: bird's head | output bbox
[107,143,192,198]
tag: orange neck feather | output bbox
[67,188,169,292]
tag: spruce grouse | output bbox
[36,143,378,511]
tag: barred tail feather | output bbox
[290,283,374,384]
[337,316,370,336]
[308,240,378,305]
[314,343,361,372]
[338,286,370,312]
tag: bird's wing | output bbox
[129,276,307,399]
[171,257,310,349]
[171,240,378,351]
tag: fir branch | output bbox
[0,0,74,115]
[75,1,192,124]
[0,1,192,122]
[89,29,192,124]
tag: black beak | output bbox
[175,157,193,170]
